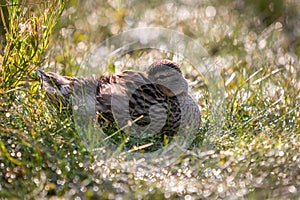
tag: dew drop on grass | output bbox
[57,179,65,186]
[258,39,266,49]
[288,185,297,193]
[33,177,40,184]
[73,105,79,110]
[56,168,62,175]
[16,152,22,158]
[127,120,132,127]
[74,196,81,200]
[5,112,10,117]
[65,165,70,172]
[93,186,99,192]
[278,151,284,157]
[10,173,16,179]
[203,189,212,198]
[278,56,285,65]
[292,155,297,161]
[205,6,216,18]
[217,184,224,193]
[184,194,192,200]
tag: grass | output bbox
[0,0,299,199]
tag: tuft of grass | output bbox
[1,0,64,89]
[0,1,97,198]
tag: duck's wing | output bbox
[96,71,152,126]
[106,70,181,138]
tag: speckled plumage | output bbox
[38,60,200,137]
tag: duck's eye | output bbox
[157,74,169,79]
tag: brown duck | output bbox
[38,59,200,139]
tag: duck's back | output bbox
[96,71,181,138]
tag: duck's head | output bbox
[147,59,188,97]
[37,69,74,105]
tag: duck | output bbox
[38,59,200,140]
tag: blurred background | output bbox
[45,0,300,73]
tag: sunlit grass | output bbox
[0,0,299,199]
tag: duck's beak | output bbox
[37,69,73,105]
[37,68,47,77]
